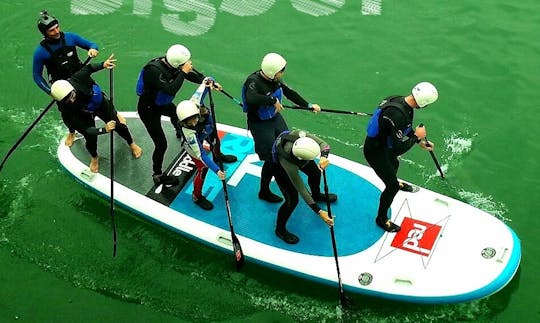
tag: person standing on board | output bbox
[32,10,100,147]
[50,54,142,173]
[176,79,226,210]
[363,82,438,233]
[271,129,335,244]
[136,44,234,187]
[242,52,324,203]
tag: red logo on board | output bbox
[391,218,441,256]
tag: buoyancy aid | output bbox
[41,33,83,82]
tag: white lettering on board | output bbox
[70,0,382,36]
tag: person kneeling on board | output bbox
[363,82,438,233]
[271,130,336,244]
[176,79,226,210]
[50,54,142,173]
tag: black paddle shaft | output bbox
[322,170,350,307]
[109,68,118,257]
[284,105,372,117]
[192,68,243,108]
[207,87,245,270]
[418,123,444,179]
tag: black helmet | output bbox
[37,10,59,35]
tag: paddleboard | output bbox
[57,112,521,304]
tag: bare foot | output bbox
[90,156,99,173]
[65,132,75,147]
[130,143,143,159]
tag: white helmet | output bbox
[176,100,200,121]
[292,137,320,160]
[412,82,438,108]
[166,44,191,68]
[50,80,74,101]
[261,53,287,79]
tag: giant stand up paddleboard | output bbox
[57,112,521,304]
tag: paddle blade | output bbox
[340,293,353,309]
[232,233,245,270]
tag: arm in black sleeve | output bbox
[143,65,187,96]
[70,62,104,84]
[281,82,309,107]
[185,69,205,84]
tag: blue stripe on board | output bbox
[169,132,384,256]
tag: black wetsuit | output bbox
[136,57,204,175]
[59,63,133,157]
[272,130,330,235]
[242,71,309,193]
[363,96,420,224]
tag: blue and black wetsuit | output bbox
[59,63,133,158]
[32,32,98,94]
[33,32,98,134]
[241,70,310,195]
[136,57,204,175]
[363,95,420,224]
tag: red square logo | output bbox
[391,218,441,256]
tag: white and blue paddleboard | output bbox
[57,112,521,304]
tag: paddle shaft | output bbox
[284,105,372,117]
[192,68,243,108]
[207,87,245,270]
[322,170,348,306]
[109,68,118,257]
[0,100,55,172]
[418,123,444,179]
[0,57,93,173]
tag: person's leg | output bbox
[209,130,237,163]
[59,107,76,147]
[364,143,400,232]
[302,161,338,203]
[139,104,167,174]
[77,116,99,173]
[249,119,284,202]
[258,161,282,202]
[161,102,182,139]
[273,164,300,244]
[192,158,213,210]
[138,102,178,185]
[99,101,142,158]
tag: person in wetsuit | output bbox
[242,52,323,203]
[32,10,100,147]
[136,44,235,187]
[50,54,142,173]
[271,130,336,244]
[363,82,438,233]
[176,79,226,210]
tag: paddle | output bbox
[284,105,373,117]
[192,68,243,108]
[109,67,118,257]
[0,56,92,174]
[419,123,444,179]
[219,89,243,108]
[207,84,245,270]
[322,169,351,308]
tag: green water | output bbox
[1,1,538,322]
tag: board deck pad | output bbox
[60,113,521,304]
